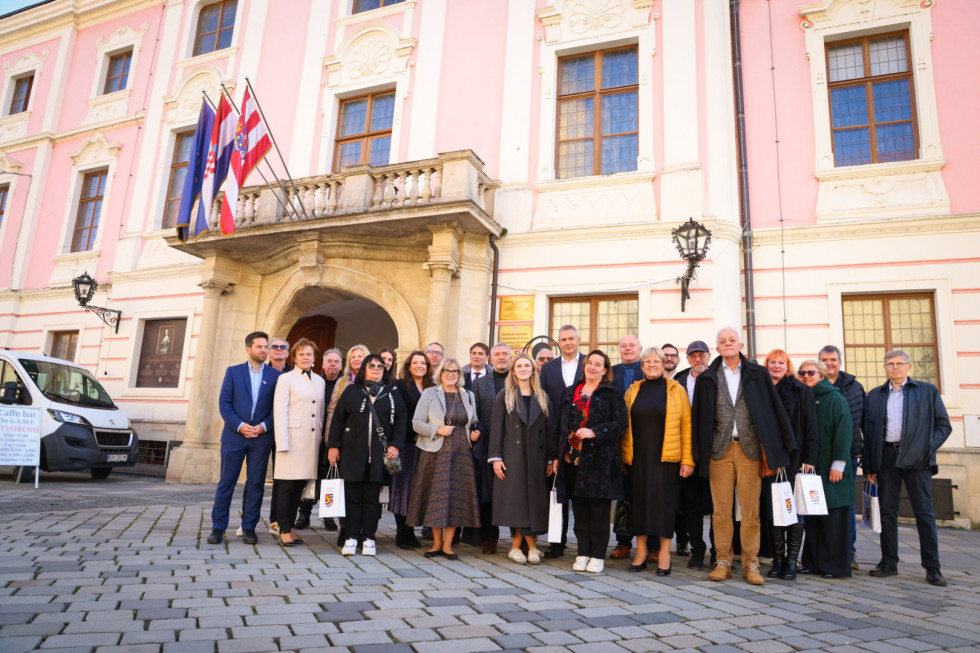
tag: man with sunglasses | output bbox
[267,338,292,373]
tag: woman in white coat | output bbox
[272,338,325,546]
[407,358,481,560]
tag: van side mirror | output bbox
[0,381,21,404]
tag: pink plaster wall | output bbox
[432,0,507,178]
[1,37,59,134]
[0,148,37,289]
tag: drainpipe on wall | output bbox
[731,0,757,358]
[488,234,500,346]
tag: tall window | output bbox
[842,293,939,391]
[71,170,108,253]
[51,331,79,362]
[556,46,638,179]
[334,91,395,170]
[8,73,34,115]
[827,32,917,167]
[103,50,132,94]
[353,0,404,13]
[0,185,8,229]
[550,295,638,365]
[193,0,237,56]
[163,132,194,229]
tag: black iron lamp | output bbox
[72,271,121,333]
[670,218,712,312]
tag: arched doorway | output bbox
[291,296,398,354]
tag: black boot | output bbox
[294,499,313,530]
[768,527,785,578]
[394,514,415,550]
[783,522,804,580]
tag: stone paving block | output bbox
[880,637,940,651]
[914,633,979,648]
[498,611,542,623]
[93,645,160,653]
[120,630,177,645]
[844,626,908,641]
[534,631,583,646]
[438,624,501,638]
[406,615,463,628]
[412,638,502,652]
[40,632,121,648]
[0,635,42,653]
[617,639,672,652]
[147,618,198,630]
[217,638,280,653]
[330,631,395,646]
[279,634,332,649]
[733,641,795,652]
[388,626,440,642]
[340,618,409,632]
[179,626,229,641]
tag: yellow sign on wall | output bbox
[498,295,534,322]
[497,324,533,352]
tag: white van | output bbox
[0,351,138,480]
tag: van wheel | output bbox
[90,468,112,480]
[13,466,36,483]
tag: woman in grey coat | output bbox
[489,354,553,564]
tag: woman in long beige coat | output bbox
[272,338,325,546]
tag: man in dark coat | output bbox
[863,350,951,587]
[609,334,641,560]
[819,345,865,570]
[691,328,795,585]
[538,325,585,557]
[469,342,512,553]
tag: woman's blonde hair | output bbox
[435,357,465,390]
[799,359,828,378]
[344,344,369,379]
[504,353,549,416]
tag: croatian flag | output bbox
[197,95,236,237]
[220,87,272,234]
[175,101,214,243]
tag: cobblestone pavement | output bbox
[1,471,978,653]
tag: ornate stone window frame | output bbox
[49,133,123,286]
[337,0,415,24]
[0,49,46,143]
[800,0,948,222]
[83,23,148,127]
[534,0,656,184]
[321,23,416,172]
[121,307,197,398]
[175,0,245,67]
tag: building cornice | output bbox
[751,212,980,246]
[501,218,742,248]
[0,0,160,44]
[0,111,146,152]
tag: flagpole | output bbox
[211,86,302,221]
[244,77,312,220]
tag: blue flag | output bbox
[175,102,215,243]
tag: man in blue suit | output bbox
[206,331,281,545]
[538,324,585,558]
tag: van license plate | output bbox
[106,454,128,463]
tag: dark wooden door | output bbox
[285,315,337,360]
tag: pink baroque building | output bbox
[0,0,977,525]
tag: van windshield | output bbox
[19,359,116,409]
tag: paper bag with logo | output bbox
[547,476,563,543]
[318,465,346,519]
[861,480,881,533]
[771,469,798,527]
[794,471,828,516]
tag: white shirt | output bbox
[885,379,907,443]
[723,360,742,435]
[469,367,486,384]
[561,355,578,387]
[686,373,697,406]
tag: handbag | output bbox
[613,499,631,537]
[771,469,798,527]
[363,389,402,475]
[300,478,316,501]
[547,474,563,543]
[861,480,881,533]
[318,465,346,519]
[794,471,828,516]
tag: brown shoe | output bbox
[481,541,497,555]
[647,548,660,563]
[610,546,631,559]
[709,561,732,581]
[743,563,765,586]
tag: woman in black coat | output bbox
[553,350,628,574]
[490,354,552,564]
[390,351,434,549]
[764,349,818,580]
[327,353,407,556]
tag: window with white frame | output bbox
[7,72,33,115]
[193,0,238,56]
[71,169,108,253]
[334,90,395,170]
[162,131,195,229]
[353,0,405,14]
[103,50,133,95]
[0,185,8,229]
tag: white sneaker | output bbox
[235,526,243,537]
[269,522,280,536]
[508,548,527,564]
[573,556,589,571]
[341,538,358,556]
[362,540,376,556]
[586,557,605,573]
[526,548,542,565]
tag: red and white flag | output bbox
[220,87,272,234]
[200,95,236,236]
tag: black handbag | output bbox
[363,389,401,475]
[613,499,631,537]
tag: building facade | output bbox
[0,0,977,525]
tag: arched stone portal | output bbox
[275,287,400,357]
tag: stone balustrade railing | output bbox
[206,150,494,232]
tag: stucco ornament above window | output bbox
[4,49,47,74]
[537,0,652,44]
[0,151,23,174]
[324,25,416,89]
[163,68,225,126]
[69,132,123,167]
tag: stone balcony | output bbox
[171,150,501,261]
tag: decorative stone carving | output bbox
[814,160,949,221]
[96,22,148,49]
[534,173,656,228]
[0,113,29,144]
[164,69,225,126]
[536,0,651,44]
[347,38,393,79]
[68,132,123,166]
[4,49,47,74]
[568,0,627,35]
[0,151,23,173]
[324,24,416,89]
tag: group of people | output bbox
[205,325,952,587]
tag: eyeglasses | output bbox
[664,354,680,359]
[798,370,819,377]
[269,344,288,350]
[366,363,385,370]
[426,350,443,356]
[442,369,460,375]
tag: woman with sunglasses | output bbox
[796,359,854,578]
[327,353,407,556]
[409,357,481,560]
[763,349,818,579]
